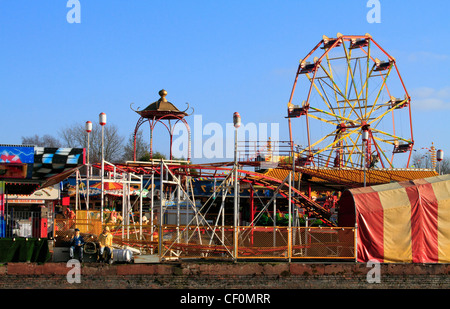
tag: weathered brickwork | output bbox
[1,262,450,289]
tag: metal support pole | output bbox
[363,141,366,187]
[250,186,254,245]
[305,216,309,257]
[86,130,90,211]
[177,179,180,242]
[159,160,164,259]
[121,176,126,239]
[288,171,292,262]
[234,128,238,261]
[139,175,143,240]
[99,113,106,225]
[362,130,369,187]
[150,171,154,244]
[232,112,241,261]
[75,169,79,211]
[100,126,104,224]
[221,186,225,245]
[273,198,276,248]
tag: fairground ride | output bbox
[286,33,414,170]
[66,34,438,262]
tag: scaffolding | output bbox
[78,147,343,262]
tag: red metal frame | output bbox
[133,114,191,162]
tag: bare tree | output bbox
[411,151,450,174]
[59,122,125,163]
[411,152,433,169]
[21,134,61,147]
[437,158,450,175]
[122,131,149,162]
[58,124,86,149]
[102,123,125,163]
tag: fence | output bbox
[160,225,235,259]
[236,226,355,260]
[53,217,356,261]
[0,210,51,239]
[146,225,356,260]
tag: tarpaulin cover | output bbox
[0,238,51,263]
[338,174,450,263]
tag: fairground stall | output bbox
[0,144,84,262]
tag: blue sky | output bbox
[0,0,449,165]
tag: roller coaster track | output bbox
[240,171,334,227]
[94,161,335,227]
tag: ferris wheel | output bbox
[287,33,414,169]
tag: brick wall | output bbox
[1,262,450,290]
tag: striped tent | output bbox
[338,174,450,263]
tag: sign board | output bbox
[6,184,60,203]
[0,145,34,179]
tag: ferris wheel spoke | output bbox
[363,65,394,122]
[318,79,338,117]
[307,112,340,127]
[296,128,339,156]
[318,63,362,120]
[370,135,394,168]
[372,135,395,145]
[365,98,408,127]
[342,43,364,119]
[307,112,364,166]
[355,45,395,117]
[309,106,360,126]
[325,53,342,118]
[370,127,412,144]
[364,43,371,118]
[324,148,335,167]
[346,133,363,167]
[341,139,353,167]
[311,126,360,157]
[357,65,376,113]
[305,73,336,116]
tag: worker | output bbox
[98,226,113,264]
[142,215,149,225]
[369,153,380,168]
[64,207,75,219]
[64,207,76,230]
[69,228,85,263]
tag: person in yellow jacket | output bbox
[98,226,113,264]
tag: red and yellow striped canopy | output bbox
[339,174,450,263]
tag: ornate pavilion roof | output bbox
[133,89,189,119]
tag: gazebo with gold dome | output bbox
[131,89,192,161]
